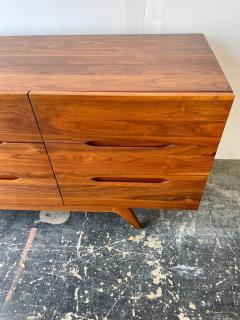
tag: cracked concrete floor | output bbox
[0,160,239,320]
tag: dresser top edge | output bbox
[0,34,233,93]
[0,90,234,101]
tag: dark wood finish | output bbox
[0,34,232,92]
[31,93,232,141]
[0,94,41,142]
[113,208,142,229]
[0,142,62,206]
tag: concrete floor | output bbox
[0,160,239,320]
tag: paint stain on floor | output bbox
[38,211,70,225]
[0,160,239,320]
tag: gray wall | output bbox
[0,0,239,159]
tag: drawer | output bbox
[0,142,62,206]
[30,93,233,141]
[45,141,211,208]
[54,176,207,208]
[0,94,41,142]
[46,142,215,177]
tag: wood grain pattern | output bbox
[31,93,233,141]
[0,34,233,92]
[0,143,62,206]
[31,93,233,121]
[46,142,214,177]
[0,204,114,211]
[49,138,219,155]
[52,176,206,208]
[0,34,234,227]
[0,94,41,142]
[45,142,208,208]
[82,136,220,148]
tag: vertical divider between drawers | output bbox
[27,91,65,206]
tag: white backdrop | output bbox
[0,0,239,159]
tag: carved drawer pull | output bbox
[0,176,19,180]
[92,177,170,184]
[86,140,176,148]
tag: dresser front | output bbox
[0,94,62,208]
[29,93,233,209]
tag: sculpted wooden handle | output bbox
[85,140,176,148]
[0,176,19,180]
[92,177,170,184]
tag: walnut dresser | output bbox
[0,34,234,229]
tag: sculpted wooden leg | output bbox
[113,207,142,229]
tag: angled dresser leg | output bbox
[113,207,142,229]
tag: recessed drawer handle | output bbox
[86,141,176,148]
[92,177,170,184]
[0,176,19,181]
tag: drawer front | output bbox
[46,142,214,177]
[0,94,41,142]
[31,93,232,141]
[0,142,62,206]
[51,176,206,208]
[46,142,209,208]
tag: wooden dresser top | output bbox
[0,34,232,94]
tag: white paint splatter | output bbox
[75,288,79,313]
[70,267,82,280]
[176,223,187,246]
[29,277,44,285]
[147,260,168,284]
[122,251,130,257]
[39,211,70,224]
[189,302,196,310]
[178,312,190,320]
[88,245,94,253]
[128,231,145,243]
[144,236,162,254]
[201,301,206,307]
[146,287,162,300]
[132,308,136,317]
[234,257,239,271]
[216,279,225,286]
[84,266,88,277]
[61,313,81,320]
[27,315,43,320]
[208,182,240,206]
[130,294,142,301]
[175,293,179,301]
[172,265,203,278]
[76,231,84,258]
[3,262,16,282]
